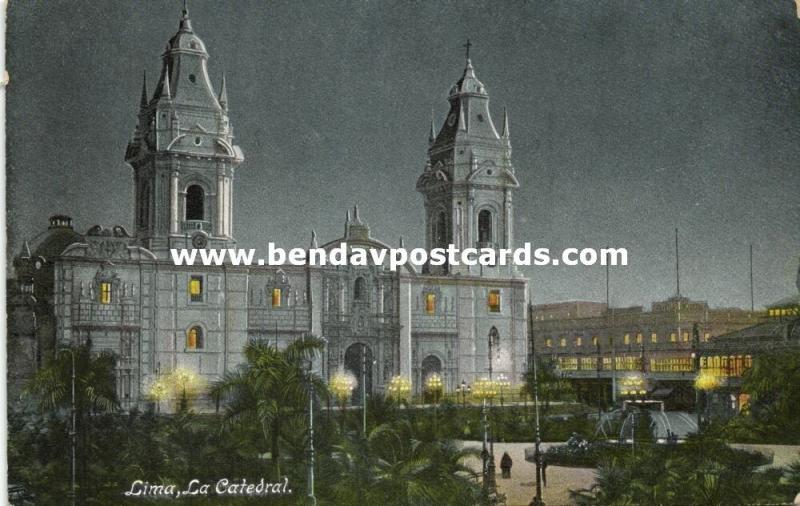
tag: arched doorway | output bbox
[421,355,442,383]
[344,343,373,405]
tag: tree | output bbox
[524,355,564,411]
[22,342,118,501]
[730,351,800,443]
[209,336,328,480]
[328,420,484,505]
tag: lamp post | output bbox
[497,374,509,406]
[473,378,498,491]
[148,377,169,415]
[488,326,499,381]
[528,303,545,506]
[57,345,77,506]
[302,357,316,506]
[457,380,471,408]
[691,322,701,430]
[425,373,443,435]
[387,375,412,406]
[330,372,355,431]
[361,346,367,437]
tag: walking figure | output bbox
[500,451,513,479]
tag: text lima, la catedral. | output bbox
[124,477,292,498]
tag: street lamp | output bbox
[457,380,471,408]
[57,344,78,506]
[472,378,499,491]
[488,327,500,381]
[497,374,510,406]
[528,301,545,506]
[167,367,202,412]
[301,356,316,506]
[387,375,412,405]
[425,374,444,435]
[330,372,356,431]
[695,370,720,430]
[148,377,169,414]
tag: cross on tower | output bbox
[463,39,472,61]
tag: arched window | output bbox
[478,210,492,244]
[425,293,436,314]
[354,277,366,301]
[436,211,447,246]
[186,185,204,221]
[187,326,204,349]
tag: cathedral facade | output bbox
[8,9,529,409]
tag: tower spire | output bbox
[218,73,228,110]
[140,70,148,109]
[463,39,472,63]
[20,241,31,259]
[501,107,510,139]
[428,110,436,144]
[160,71,171,100]
[310,230,318,249]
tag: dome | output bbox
[450,59,487,97]
[166,11,207,54]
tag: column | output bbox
[216,174,224,236]
[398,277,413,378]
[170,171,179,234]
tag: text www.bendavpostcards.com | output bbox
[170,243,628,271]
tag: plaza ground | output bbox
[462,442,800,506]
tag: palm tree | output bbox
[329,420,483,505]
[210,336,328,480]
[24,342,117,414]
[22,341,118,501]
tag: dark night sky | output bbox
[6,0,800,309]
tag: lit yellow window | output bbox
[425,293,436,314]
[100,282,112,304]
[683,332,689,342]
[576,337,582,346]
[704,332,711,342]
[272,288,281,308]
[559,337,566,347]
[186,326,203,349]
[592,336,598,347]
[670,333,677,342]
[623,334,630,345]
[189,275,203,302]
[636,333,643,344]
[651,333,657,343]
[545,338,552,348]
[487,290,501,313]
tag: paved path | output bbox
[460,442,800,506]
[462,442,595,506]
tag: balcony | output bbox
[72,301,141,328]
[182,220,212,233]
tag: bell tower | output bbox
[416,47,519,275]
[125,7,243,255]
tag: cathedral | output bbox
[8,8,529,409]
